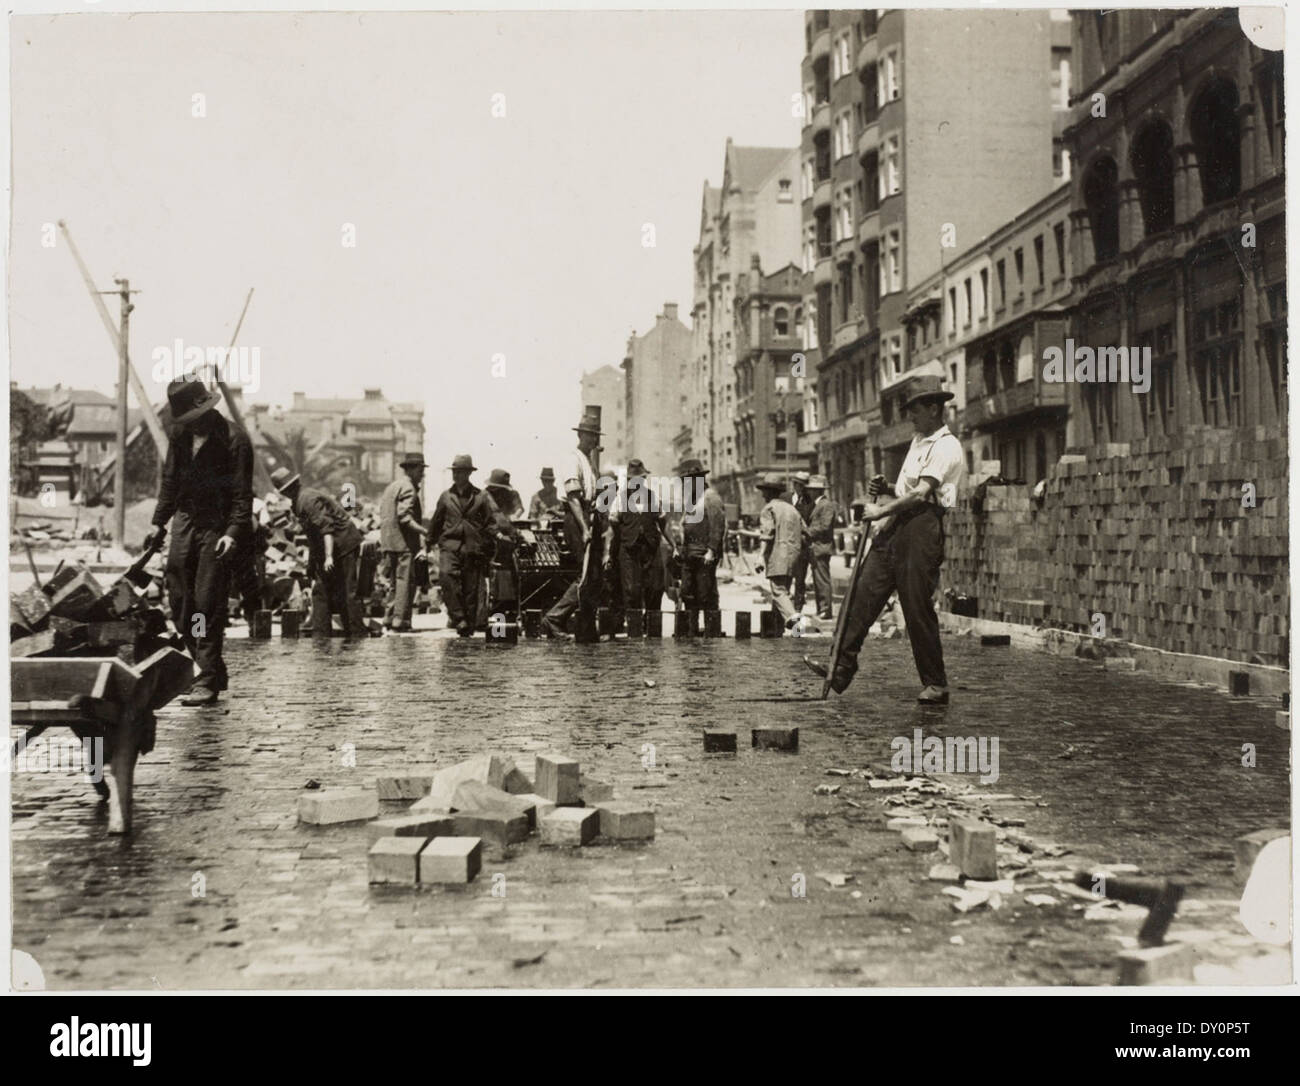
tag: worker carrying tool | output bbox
[542,406,603,639]
[143,377,254,706]
[805,375,964,704]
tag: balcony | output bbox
[857,119,879,161]
[811,101,831,136]
[858,209,880,249]
[814,256,833,288]
[962,380,1067,430]
[813,179,831,211]
[832,320,861,352]
[835,235,856,265]
[810,27,831,64]
[856,35,878,77]
[876,417,915,450]
[820,411,871,445]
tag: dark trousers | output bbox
[680,552,719,611]
[383,550,416,627]
[840,509,947,688]
[619,543,659,612]
[546,532,603,629]
[310,550,365,635]
[165,512,229,691]
[791,542,810,611]
[440,547,486,629]
[811,549,833,617]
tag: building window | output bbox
[1083,156,1120,262]
[1034,235,1045,287]
[979,268,989,319]
[963,279,972,328]
[880,133,902,199]
[777,178,794,203]
[1139,322,1176,437]
[1189,77,1241,206]
[947,286,957,334]
[801,158,814,200]
[886,333,903,380]
[1192,297,1242,427]
[1053,223,1066,278]
[1014,248,1024,293]
[774,306,790,337]
[878,47,900,102]
[1256,55,1285,175]
[834,112,853,159]
[1130,120,1175,236]
[878,228,902,295]
[996,260,1006,308]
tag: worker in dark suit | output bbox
[428,454,497,637]
[144,378,253,706]
[605,458,673,615]
[272,467,366,636]
[678,457,726,613]
[790,470,814,614]
[804,474,841,619]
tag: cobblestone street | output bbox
[11,609,1290,990]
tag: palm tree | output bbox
[260,426,372,497]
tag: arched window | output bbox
[774,306,790,336]
[1130,120,1175,235]
[1083,156,1120,261]
[1189,78,1241,206]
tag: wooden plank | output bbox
[9,657,137,703]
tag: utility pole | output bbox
[113,279,134,546]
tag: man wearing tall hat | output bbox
[803,474,842,620]
[541,406,603,638]
[678,457,726,613]
[756,472,805,631]
[789,469,815,614]
[605,458,674,616]
[806,375,964,704]
[143,377,254,705]
[528,468,564,520]
[428,454,498,637]
[272,467,366,635]
[379,452,428,632]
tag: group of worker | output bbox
[143,368,964,708]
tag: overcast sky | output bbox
[9,10,802,482]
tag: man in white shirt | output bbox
[808,375,964,703]
[542,405,604,638]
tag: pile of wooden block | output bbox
[295,752,656,888]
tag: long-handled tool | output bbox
[121,536,165,590]
[805,518,876,699]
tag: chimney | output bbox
[663,303,678,323]
[364,388,383,400]
[292,391,306,408]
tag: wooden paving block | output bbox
[1116,942,1196,986]
[375,775,433,800]
[367,814,455,844]
[450,809,530,847]
[47,570,104,621]
[980,634,1011,647]
[579,774,615,803]
[502,763,534,794]
[645,611,664,638]
[368,837,426,885]
[250,609,273,639]
[759,610,780,638]
[1275,711,1290,731]
[949,819,998,879]
[574,609,599,643]
[597,801,655,840]
[485,621,519,646]
[705,610,723,637]
[625,609,644,638]
[902,827,940,852]
[734,611,751,639]
[752,727,798,752]
[535,754,581,804]
[703,730,737,753]
[540,806,599,845]
[597,608,617,637]
[522,610,543,639]
[1229,670,1249,696]
[10,628,57,658]
[298,787,379,825]
[280,610,301,637]
[674,610,695,638]
[451,779,537,829]
[419,836,482,884]
[426,754,512,809]
[516,793,557,824]
[13,584,52,627]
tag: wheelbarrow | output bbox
[10,646,193,834]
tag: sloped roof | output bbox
[346,398,395,422]
[726,144,795,193]
[22,386,114,408]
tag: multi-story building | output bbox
[578,364,627,468]
[1063,8,1285,445]
[621,303,691,476]
[688,139,802,506]
[800,8,1070,507]
[733,256,812,513]
[907,184,1073,486]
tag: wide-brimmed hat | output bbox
[755,473,786,493]
[485,468,512,490]
[573,405,603,435]
[627,458,648,477]
[400,452,426,469]
[270,466,300,493]
[539,467,555,481]
[901,374,955,409]
[793,470,811,485]
[677,457,708,477]
[806,474,828,490]
[449,454,476,472]
[167,377,222,426]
